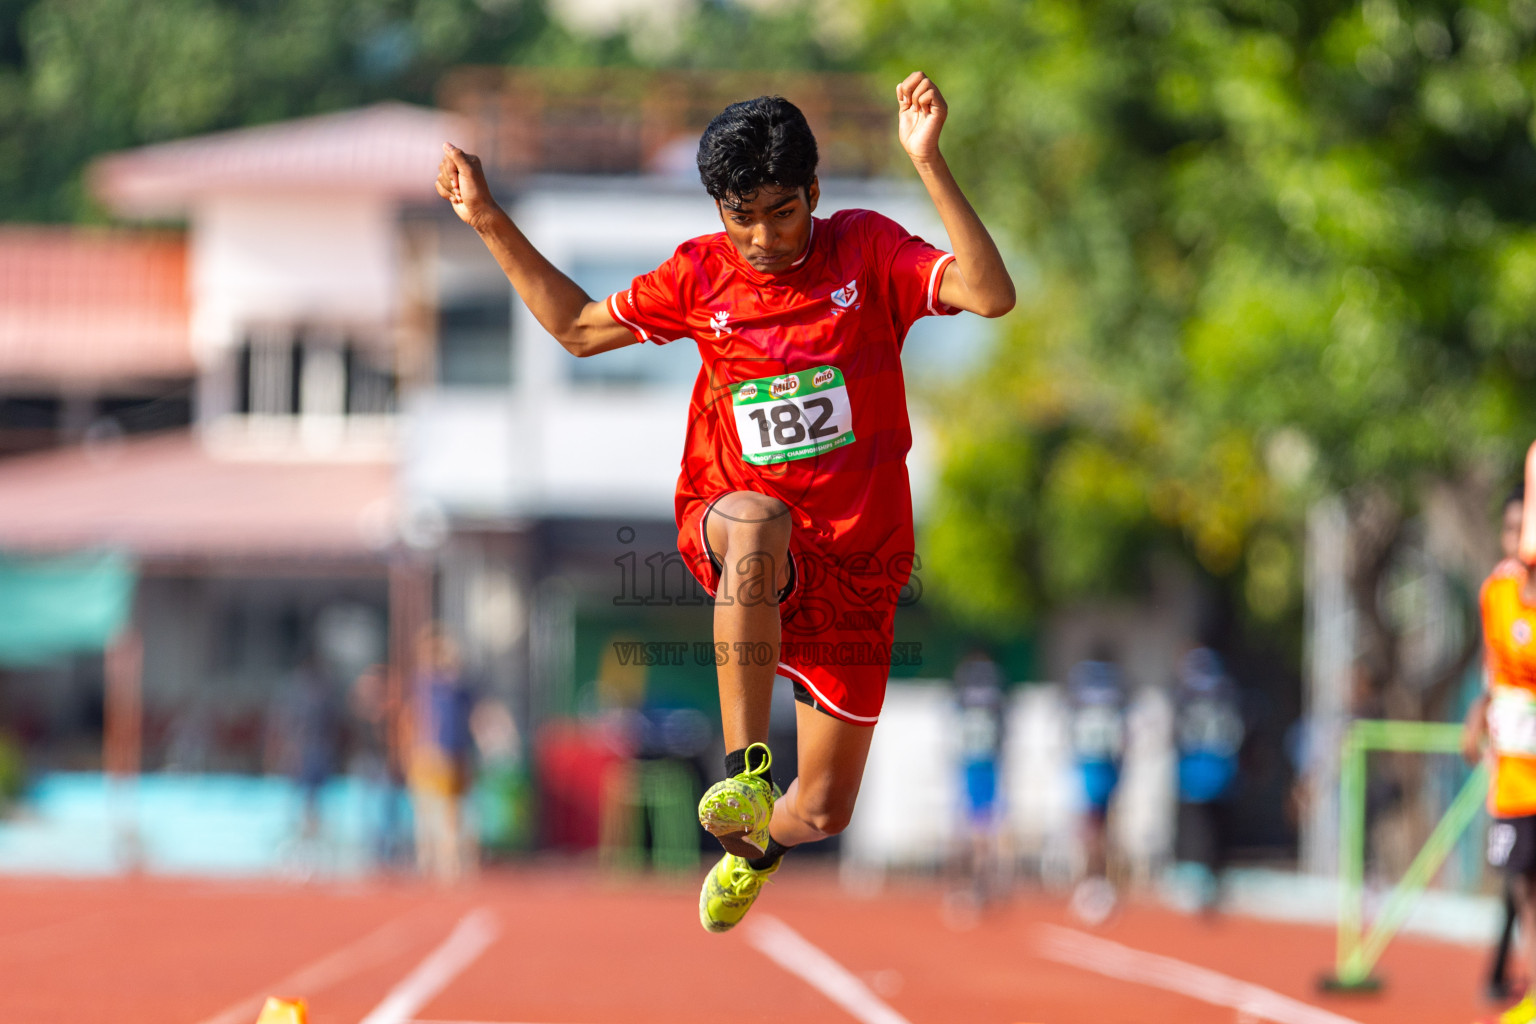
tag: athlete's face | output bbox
[1504,499,1524,561]
[717,179,820,274]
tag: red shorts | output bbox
[678,496,912,725]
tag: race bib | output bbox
[959,706,1001,759]
[1072,705,1126,760]
[1491,687,1536,757]
[729,365,855,465]
[1177,699,1244,756]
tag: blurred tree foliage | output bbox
[0,0,856,222]
[869,0,1536,702]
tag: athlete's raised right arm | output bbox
[435,143,637,357]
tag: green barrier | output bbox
[474,762,534,854]
[1324,719,1489,991]
[599,759,698,874]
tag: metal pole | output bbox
[1305,498,1353,877]
[1325,720,1481,991]
[1354,763,1489,974]
[104,626,143,777]
[103,625,143,873]
[1335,726,1367,983]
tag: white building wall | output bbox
[189,194,399,360]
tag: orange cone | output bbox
[254,997,307,1024]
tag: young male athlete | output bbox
[436,72,1014,930]
[1471,477,1536,1024]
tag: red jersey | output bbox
[607,209,957,563]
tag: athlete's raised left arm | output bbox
[896,71,1015,319]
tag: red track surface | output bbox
[0,866,1496,1024]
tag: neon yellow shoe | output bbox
[699,852,779,933]
[697,741,777,857]
[1499,996,1536,1024]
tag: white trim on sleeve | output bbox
[607,292,651,343]
[926,252,957,317]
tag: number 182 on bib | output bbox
[729,365,856,466]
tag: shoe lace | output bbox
[742,741,773,780]
[726,857,772,895]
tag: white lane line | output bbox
[359,908,500,1024]
[1036,925,1363,1024]
[745,915,913,1024]
[194,912,424,1024]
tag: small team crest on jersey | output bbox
[1516,619,1533,647]
[736,382,758,400]
[710,310,730,336]
[812,368,836,388]
[770,376,800,398]
[830,279,859,308]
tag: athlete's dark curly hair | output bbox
[696,96,818,209]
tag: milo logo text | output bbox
[737,383,758,400]
[770,376,800,398]
[812,368,835,388]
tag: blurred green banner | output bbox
[0,552,135,666]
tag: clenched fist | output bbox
[896,71,947,166]
[435,143,501,231]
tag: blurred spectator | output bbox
[1066,644,1128,925]
[469,696,534,855]
[163,695,216,773]
[0,731,23,812]
[1170,645,1245,911]
[264,654,345,869]
[350,664,410,869]
[952,650,1008,907]
[1285,659,1397,847]
[409,626,478,884]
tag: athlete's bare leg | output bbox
[1083,812,1109,878]
[705,491,793,752]
[769,701,876,846]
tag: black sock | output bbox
[748,837,793,871]
[724,745,775,792]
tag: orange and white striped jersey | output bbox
[1481,558,1536,816]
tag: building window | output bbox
[0,396,61,456]
[437,291,512,388]
[237,333,300,416]
[566,258,699,387]
[234,331,396,418]
[99,393,193,434]
[346,347,397,414]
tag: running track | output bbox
[0,867,1494,1023]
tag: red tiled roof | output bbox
[0,228,192,382]
[439,68,890,178]
[0,433,397,559]
[91,102,466,217]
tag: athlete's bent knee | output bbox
[801,803,854,837]
[713,492,792,543]
[712,492,793,593]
